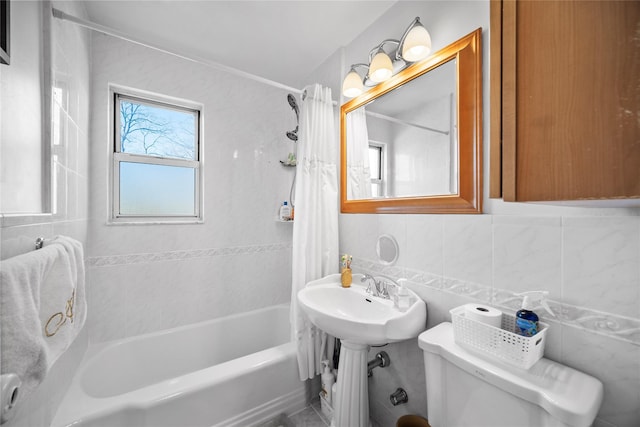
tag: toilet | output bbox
[418,323,603,427]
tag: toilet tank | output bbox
[418,323,603,427]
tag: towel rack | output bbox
[35,237,44,250]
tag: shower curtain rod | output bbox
[301,89,338,106]
[51,7,336,103]
[365,110,449,135]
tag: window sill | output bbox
[108,217,204,226]
[1,213,54,228]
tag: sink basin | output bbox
[297,273,427,345]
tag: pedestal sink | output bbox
[297,274,427,427]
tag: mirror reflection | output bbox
[346,59,457,200]
[0,1,52,215]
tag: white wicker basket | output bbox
[450,305,548,370]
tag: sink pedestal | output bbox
[333,341,370,427]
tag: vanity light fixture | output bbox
[401,18,432,61]
[342,63,369,98]
[342,17,432,98]
[368,45,394,83]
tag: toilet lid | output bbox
[418,323,603,427]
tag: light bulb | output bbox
[369,50,393,83]
[342,69,364,98]
[402,21,432,62]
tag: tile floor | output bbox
[261,400,384,427]
[258,399,329,427]
[288,403,330,427]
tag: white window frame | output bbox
[109,86,204,224]
[369,140,387,198]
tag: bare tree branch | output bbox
[119,100,195,159]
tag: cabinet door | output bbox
[491,0,640,202]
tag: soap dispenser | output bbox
[515,291,554,337]
[395,279,411,312]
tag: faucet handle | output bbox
[376,277,399,299]
[379,283,391,299]
[383,281,397,297]
[361,274,377,295]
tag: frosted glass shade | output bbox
[342,70,364,98]
[402,23,432,62]
[369,51,393,83]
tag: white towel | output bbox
[0,235,86,402]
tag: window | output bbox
[369,142,385,197]
[112,90,201,222]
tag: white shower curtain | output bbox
[346,107,372,199]
[291,84,339,381]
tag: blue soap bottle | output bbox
[515,291,554,337]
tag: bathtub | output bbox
[52,304,307,427]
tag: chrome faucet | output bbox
[361,274,397,300]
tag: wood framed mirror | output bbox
[340,28,482,214]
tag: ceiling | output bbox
[81,0,397,89]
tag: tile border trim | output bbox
[87,242,293,267]
[352,257,640,346]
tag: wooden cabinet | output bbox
[490,0,640,202]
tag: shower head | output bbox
[286,94,299,141]
[287,94,299,122]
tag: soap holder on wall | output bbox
[280,152,297,167]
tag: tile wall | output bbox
[87,33,296,343]
[339,214,639,427]
[0,1,91,426]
